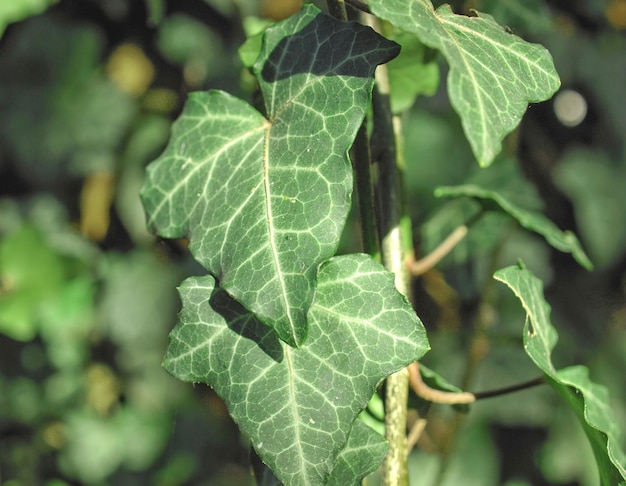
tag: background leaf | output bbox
[494,264,626,485]
[163,254,428,485]
[141,5,399,346]
[0,0,56,38]
[435,184,593,270]
[369,0,560,166]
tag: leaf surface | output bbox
[326,420,388,486]
[436,184,593,270]
[141,5,399,346]
[163,254,428,485]
[494,264,626,485]
[369,0,560,166]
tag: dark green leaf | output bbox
[494,264,626,485]
[163,254,428,485]
[141,5,399,346]
[369,0,560,166]
[326,420,387,486]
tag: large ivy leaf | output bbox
[435,184,593,270]
[141,5,399,347]
[163,254,429,485]
[369,0,560,166]
[494,264,626,485]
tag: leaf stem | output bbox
[408,362,476,404]
[406,225,468,276]
[406,209,483,276]
[472,376,546,400]
[364,14,412,486]
[345,0,372,14]
[326,0,348,20]
[408,361,546,402]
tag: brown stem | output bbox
[406,225,469,276]
[408,362,476,405]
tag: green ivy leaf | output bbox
[0,225,67,341]
[369,0,560,166]
[141,5,399,347]
[494,264,626,485]
[386,29,440,113]
[326,420,388,486]
[435,184,593,270]
[163,254,428,485]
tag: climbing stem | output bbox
[365,15,413,486]
[351,122,381,258]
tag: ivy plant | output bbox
[141,1,626,485]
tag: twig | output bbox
[472,376,545,400]
[408,362,476,405]
[345,0,372,14]
[407,224,468,276]
[408,361,546,404]
[407,417,428,453]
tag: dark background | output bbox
[1,0,624,484]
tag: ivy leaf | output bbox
[435,184,593,270]
[494,264,626,485]
[326,420,388,486]
[369,0,560,166]
[163,254,428,485]
[141,5,399,347]
[254,419,388,486]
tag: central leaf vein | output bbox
[262,122,297,342]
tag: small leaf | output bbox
[370,0,560,166]
[494,265,626,485]
[163,254,428,485]
[435,184,593,270]
[141,5,399,346]
[386,30,440,113]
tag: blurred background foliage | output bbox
[0,0,624,485]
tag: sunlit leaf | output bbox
[494,264,626,485]
[141,5,399,346]
[0,0,57,38]
[0,225,67,341]
[369,0,560,166]
[163,254,429,485]
[435,184,593,270]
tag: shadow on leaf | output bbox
[208,286,284,363]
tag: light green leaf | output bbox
[494,264,626,485]
[435,184,593,270]
[369,0,560,166]
[163,254,428,486]
[385,29,439,113]
[0,225,67,341]
[141,5,399,347]
[0,0,57,38]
